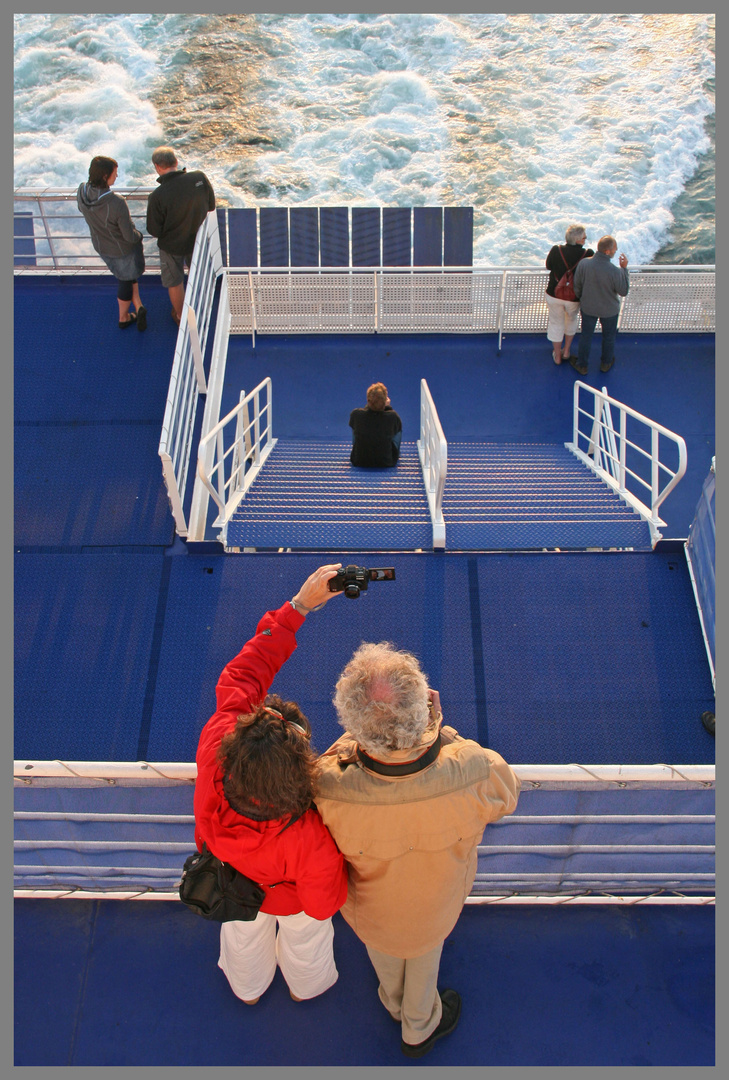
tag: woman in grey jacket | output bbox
[77,156,147,330]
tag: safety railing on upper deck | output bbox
[417,379,447,549]
[14,195,714,337]
[222,265,715,346]
[14,187,160,273]
[566,382,687,546]
[158,210,223,536]
[196,377,277,533]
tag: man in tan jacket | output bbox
[315,641,520,1059]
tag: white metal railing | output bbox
[685,457,716,689]
[14,760,715,783]
[221,265,714,343]
[14,187,161,273]
[158,211,223,536]
[15,760,713,904]
[196,377,277,532]
[417,379,447,548]
[567,382,687,546]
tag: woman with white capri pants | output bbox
[544,224,594,365]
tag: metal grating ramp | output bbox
[225,440,433,550]
[443,442,653,550]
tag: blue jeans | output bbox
[577,313,618,368]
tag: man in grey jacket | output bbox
[570,235,629,375]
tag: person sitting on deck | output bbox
[349,382,402,467]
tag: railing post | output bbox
[216,429,225,507]
[254,389,261,464]
[619,408,627,493]
[37,199,58,270]
[652,427,660,523]
[588,389,602,461]
[186,306,207,393]
[497,270,508,354]
[248,270,257,348]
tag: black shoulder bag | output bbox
[179,813,301,923]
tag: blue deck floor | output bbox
[13,274,715,1066]
[14,900,715,1067]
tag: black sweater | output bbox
[545,243,594,297]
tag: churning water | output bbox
[14,12,715,265]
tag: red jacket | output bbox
[194,602,347,919]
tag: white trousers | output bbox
[546,293,581,342]
[218,910,338,1002]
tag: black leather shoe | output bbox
[401,989,462,1058]
[569,356,588,376]
[600,357,615,373]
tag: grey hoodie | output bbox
[76,183,143,259]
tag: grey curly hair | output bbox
[565,223,587,245]
[332,641,430,754]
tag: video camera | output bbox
[328,565,396,599]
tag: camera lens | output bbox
[344,583,360,599]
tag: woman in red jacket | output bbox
[194,564,346,1004]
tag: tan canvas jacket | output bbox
[314,724,520,957]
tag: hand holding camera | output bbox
[327,564,396,599]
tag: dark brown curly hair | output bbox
[216,694,317,819]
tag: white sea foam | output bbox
[14,12,714,265]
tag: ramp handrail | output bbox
[197,377,277,528]
[417,379,447,548]
[567,382,687,545]
[158,210,223,536]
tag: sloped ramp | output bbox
[443,442,653,550]
[225,439,433,550]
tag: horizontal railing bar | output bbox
[13,889,714,904]
[14,761,715,783]
[15,812,196,823]
[476,845,714,854]
[15,841,193,852]
[14,812,713,826]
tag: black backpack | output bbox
[179,813,302,922]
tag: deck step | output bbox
[226,441,433,549]
[223,439,653,551]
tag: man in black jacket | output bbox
[146,146,216,325]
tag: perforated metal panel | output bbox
[500,271,551,331]
[378,272,502,331]
[619,272,715,332]
[224,269,715,337]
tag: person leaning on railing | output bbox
[315,641,521,1058]
[76,156,147,330]
[571,236,630,376]
[544,223,594,366]
[146,146,215,328]
[193,564,347,1006]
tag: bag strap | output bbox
[558,246,582,273]
[277,810,304,835]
